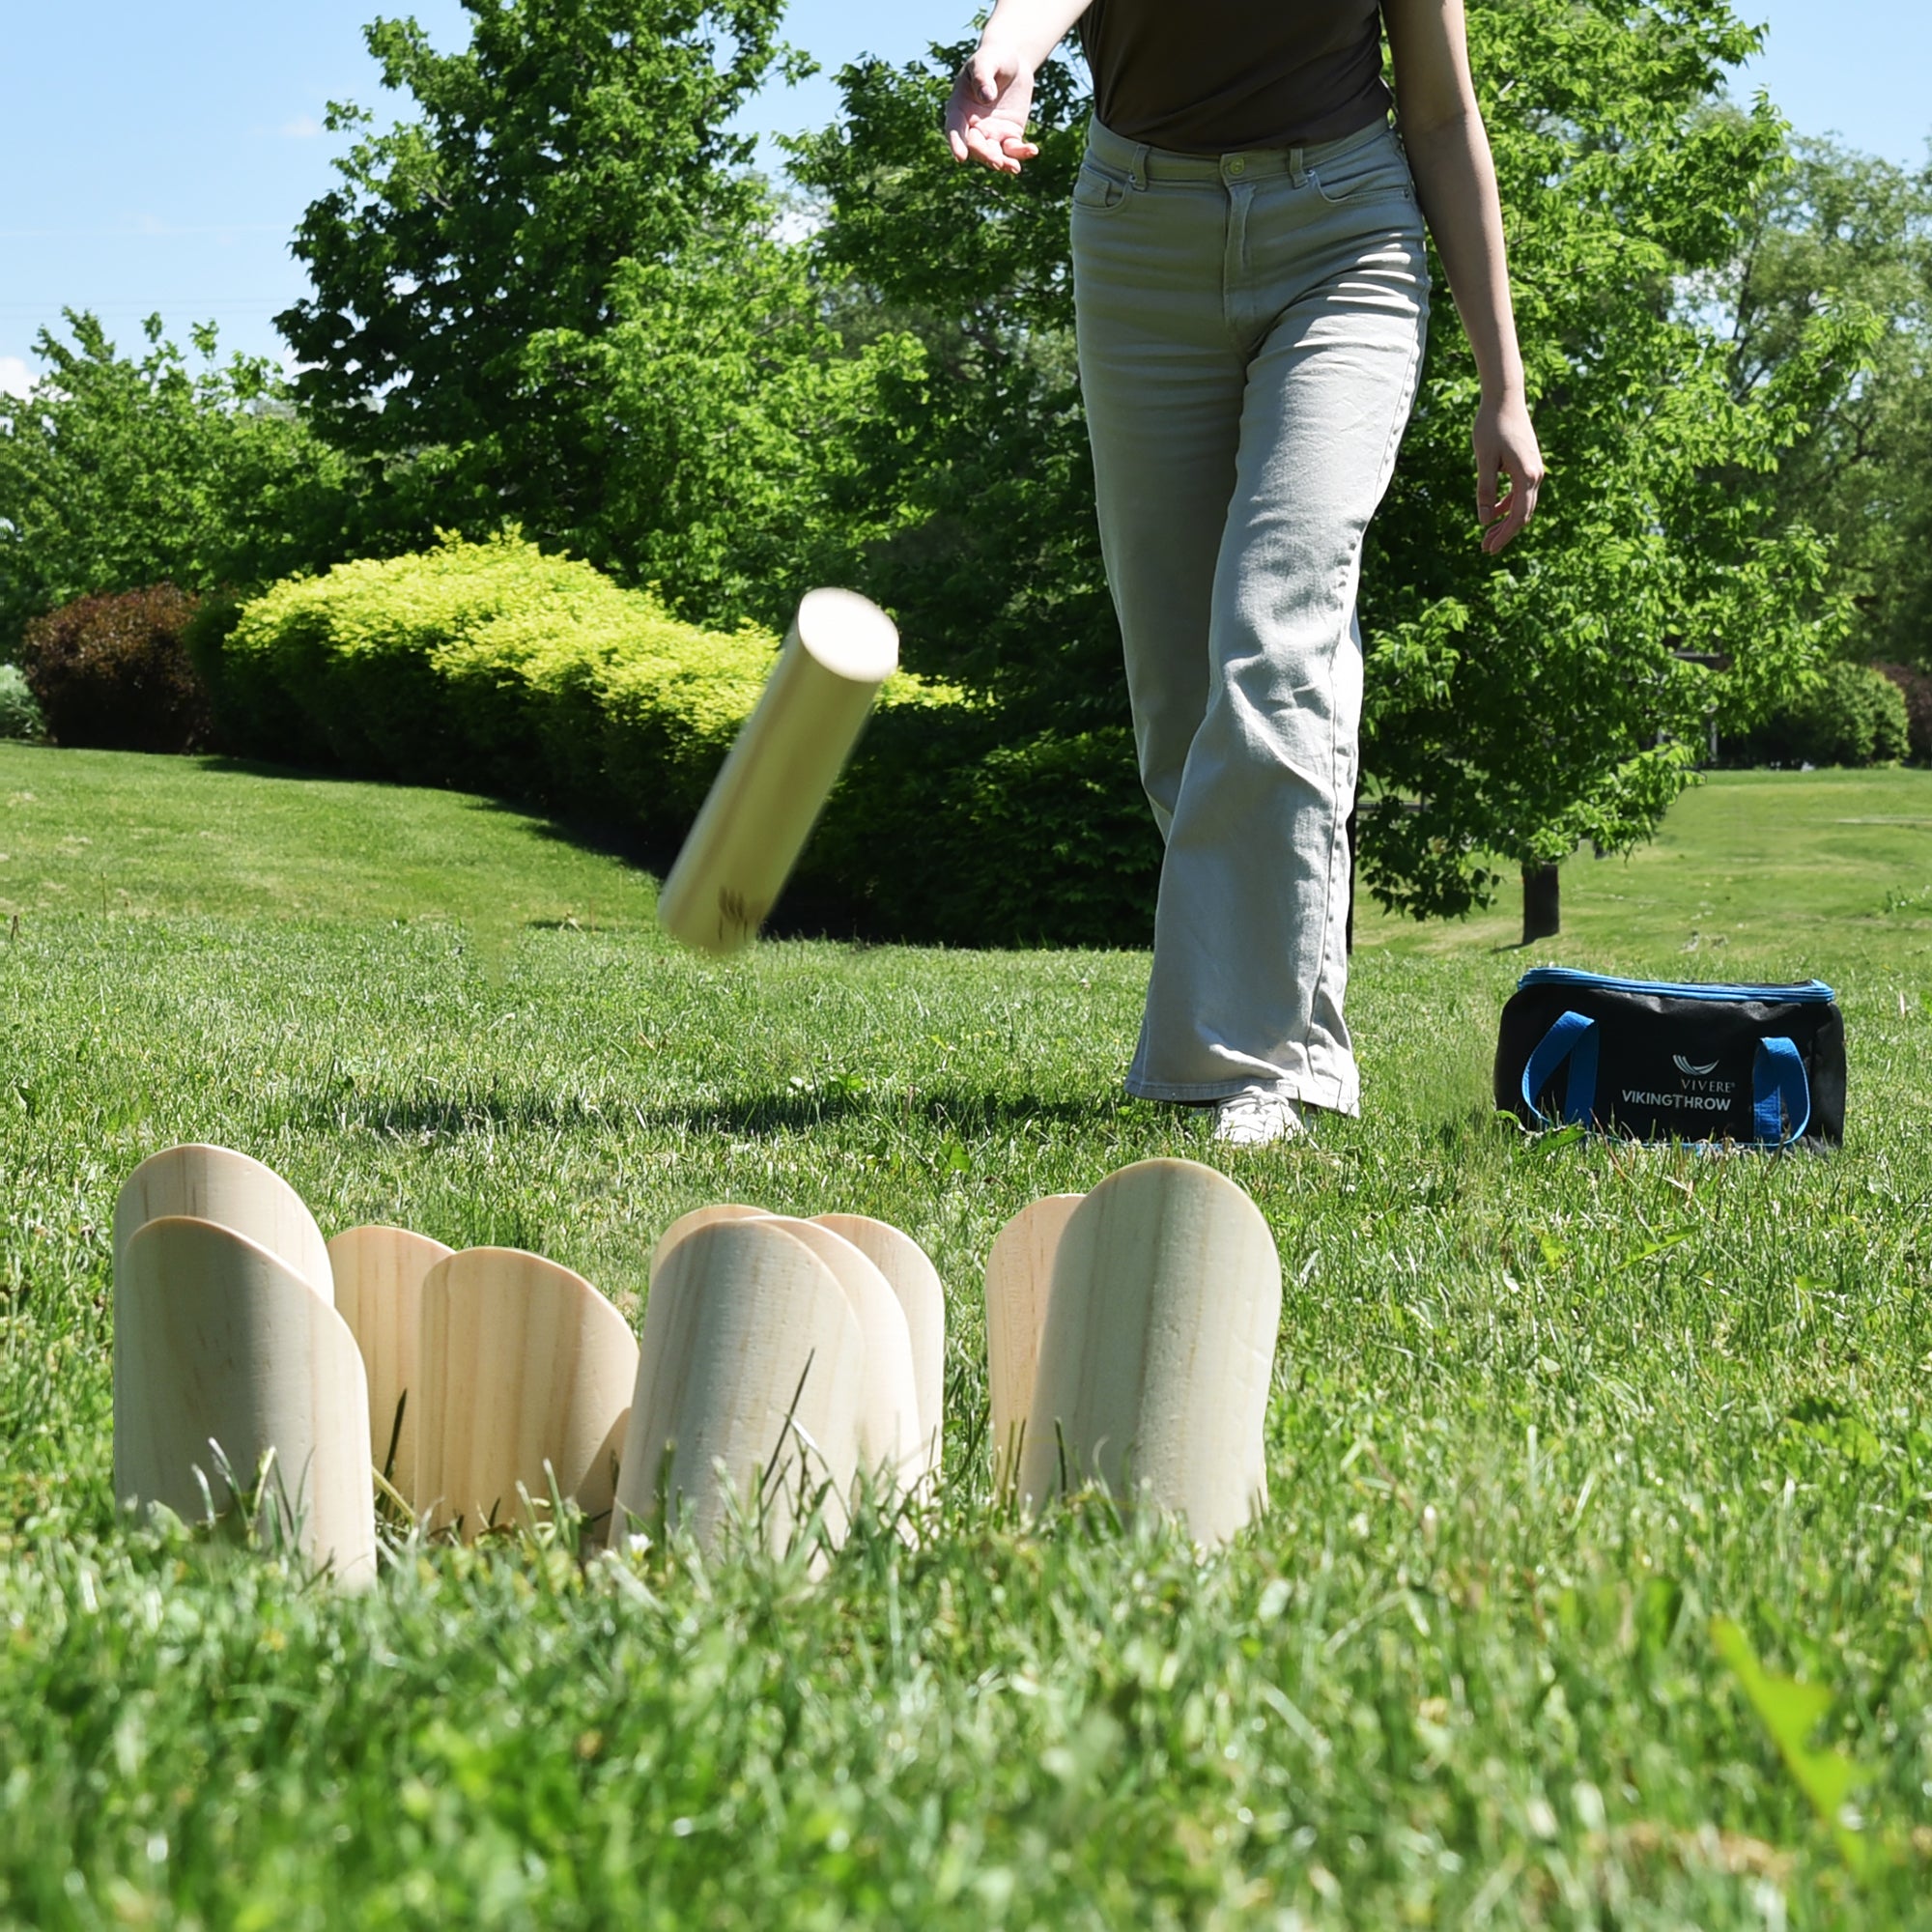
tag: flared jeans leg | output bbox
[1072,118,1429,1114]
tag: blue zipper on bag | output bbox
[1517,967,1836,1005]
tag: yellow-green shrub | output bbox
[202,534,781,818]
[193,535,1019,930]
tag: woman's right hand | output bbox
[945,42,1040,173]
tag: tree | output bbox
[786,48,1115,730]
[274,0,869,611]
[1712,137,1932,669]
[791,1,1873,925]
[0,314,351,659]
[539,219,924,627]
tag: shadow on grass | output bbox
[296,1080,1139,1143]
[190,754,884,944]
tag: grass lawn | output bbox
[4,744,1931,1928]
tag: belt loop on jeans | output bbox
[1289,144,1307,188]
[1127,142,1150,191]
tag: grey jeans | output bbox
[1073,113,1429,1114]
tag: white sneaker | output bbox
[1211,1090,1304,1147]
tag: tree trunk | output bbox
[1521,863,1560,945]
[1345,803,1358,955]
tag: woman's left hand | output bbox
[1474,394,1544,553]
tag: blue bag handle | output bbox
[1753,1037,1811,1147]
[1521,1009,1599,1127]
[1523,1016,1810,1145]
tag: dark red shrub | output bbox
[20,586,212,753]
[1875,663,1932,763]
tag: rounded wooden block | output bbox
[114,1144,331,1302]
[755,1216,922,1498]
[115,1216,377,1589]
[327,1225,455,1508]
[982,1194,1085,1489]
[648,1203,769,1287]
[657,589,899,955]
[1018,1159,1282,1547]
[612,1219,865,1558]
[812,1214,946,1486]
[414,1248,639,1541]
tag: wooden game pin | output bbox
[982,1193,1085,1492]
[812,1214,946,1488]
[611,1218,865,1558]
[657,588,899,954]
[114,1144,332,1303]
[1018,1159,1281,1547]
[754,1216,922,1500]
[414,1248,639,1542]
[114,1216,377,1589]
[327,1225,455,1509]
[648,1203,769,1285]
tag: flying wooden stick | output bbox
[982,1194,1085,1493]
[813,1213,946,1489]
[1018,1159,1281,1547]
[114,1144,332,1303]
[115,1215,377,1589]
[611,1218,864,1559]
[657,588,899,954]
[414,1248,639,1542]
[327,1225,455,1510]
[754,1216,922,1502]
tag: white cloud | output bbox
[0,357,33,400]
[280,116,324,140]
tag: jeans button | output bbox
[1227,157,1246,177]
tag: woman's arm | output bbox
[1383,0,1545,552]
[945,0,1091,173]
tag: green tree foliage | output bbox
[0,315,350,659]
[275,0,912,621]
[1713,138,1932,668]
[564,227,923,624]
[1360,1,1874,916]
[791,1,1874,921]
[787,50,1112,728]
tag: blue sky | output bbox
[3,1,1928,395]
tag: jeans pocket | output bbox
[1072,158,1133,214]
[1308,144,1414,208]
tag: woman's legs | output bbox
[1075,119,1429,1115]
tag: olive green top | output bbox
[1078,0,1392,154]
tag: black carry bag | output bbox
[1494,968,1845,1149]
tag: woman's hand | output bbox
[1474,393,1544,554]
[945,42,1040,173]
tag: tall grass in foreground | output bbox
[2,746,1931,1926]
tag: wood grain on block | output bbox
[648,1202,768,1287]
[983,1193,1085,1491]
[755,1216,921,1498]
[1018,1159,1281,1547]
[612,1219,864,1557]
[657,588,899,955]
[414,1248,639,1541]
[327,1225,455,1508]
[114,1144,332,1302]
[114,1216,377,1589]
[812,1214,946,1486]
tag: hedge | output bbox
[192,536,1161,947]
[1875,663,1932,764]
[21,585,209,753]
[0,664,44,743]
[1728,661,1912,770]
